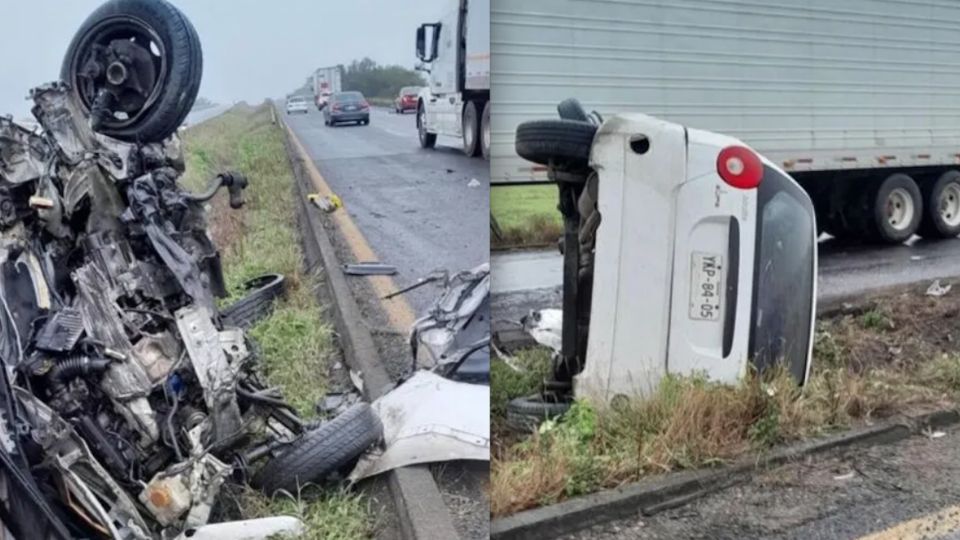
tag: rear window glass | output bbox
[749,166,815,382]
[335,92,363,102]
[401,86,419,96]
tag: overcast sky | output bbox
[1,0,447,118]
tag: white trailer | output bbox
[492,0,960,243]
[312,66,342,110]
[415,0,491,158]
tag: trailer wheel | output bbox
[463,101,482,157]
[515,119,597,170]
[918,170,960,239]
[481,101,491,160]
[860,173,922,244]
[417,103,436,149]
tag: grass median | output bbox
[491,184,562,249]
[180,104,373,539]
[491,288,960,517]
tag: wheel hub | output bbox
[886,187,915,231]
[939,183,960,227]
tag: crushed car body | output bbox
[0,1,384,538]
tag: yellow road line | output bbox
[857,503,960,540]
[285,124,416,331]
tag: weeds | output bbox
[859,309,891,331]
[180,104,372,535]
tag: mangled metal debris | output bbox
[0,1,383,538]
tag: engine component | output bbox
[35,308,85,353]
[140,473,192,527]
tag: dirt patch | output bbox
[818,287,960,373]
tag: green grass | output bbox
[180,104,373,537]
[491,348,552,421]
[491,185,562,248]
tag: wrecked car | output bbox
[507,99,817,423]
[0,1,381,538]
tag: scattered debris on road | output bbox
[307,192,342,212]
[343,262,398,275]
[926,279,952,297]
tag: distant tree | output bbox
[191,96,216,111]
[341,57,425,99]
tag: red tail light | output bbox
[717,146,763,189]
[360,101,369,109]
[332,104,342,111]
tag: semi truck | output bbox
[312,65,342,110]
[415,0,491,159]
[491,0,960,244]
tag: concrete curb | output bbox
[276,106,460,540]
[490,408,960,539]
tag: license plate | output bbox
[345,105,356,111]
[689,252,724,321]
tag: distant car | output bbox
[285,97,309,115]
[323,91,370,126]
[394,86,420,114]
[316,92,332,110]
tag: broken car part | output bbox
[343,262,398,275]
[220,273,286,329]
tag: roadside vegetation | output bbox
[343,57,424,101]
[180,104,374,538]
[491,184,562,248]
[491,289,960,517]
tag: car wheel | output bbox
[418,105,436,149]
[462,100,481,157]
[506,394,571,432]
[918,170,960,239]
[515,119,597,170]
[481,101,491,160]
[253,403,382,495]
[61,0,202,143]
[221,274,285,329]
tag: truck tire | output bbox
[61,0,202,143]
[515,119,597,170]
[918,170,960,239]
[253,403,382,495]
[858,173,922,244]
[463,101,482,157]
[418,103,436,149]
[481,101,491,160]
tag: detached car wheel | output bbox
[254,403,383,495]
[221,274,286,329]
[515,119,597,170]
[506,394,571,432]
[61,0,202,143]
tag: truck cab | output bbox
[415,0,490,159]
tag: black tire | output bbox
[253,403,383,495]
[506,394,571,432]
[918,170,960,239]
[463,100,481,157]
[221,274,285,329]
[515,119,597,170]
[481,100,491,160]
[857,174,922,244]
[418,104,436,149]
[557,98,590,122]
[61,0,202,143]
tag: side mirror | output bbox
[416,25,427,61]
